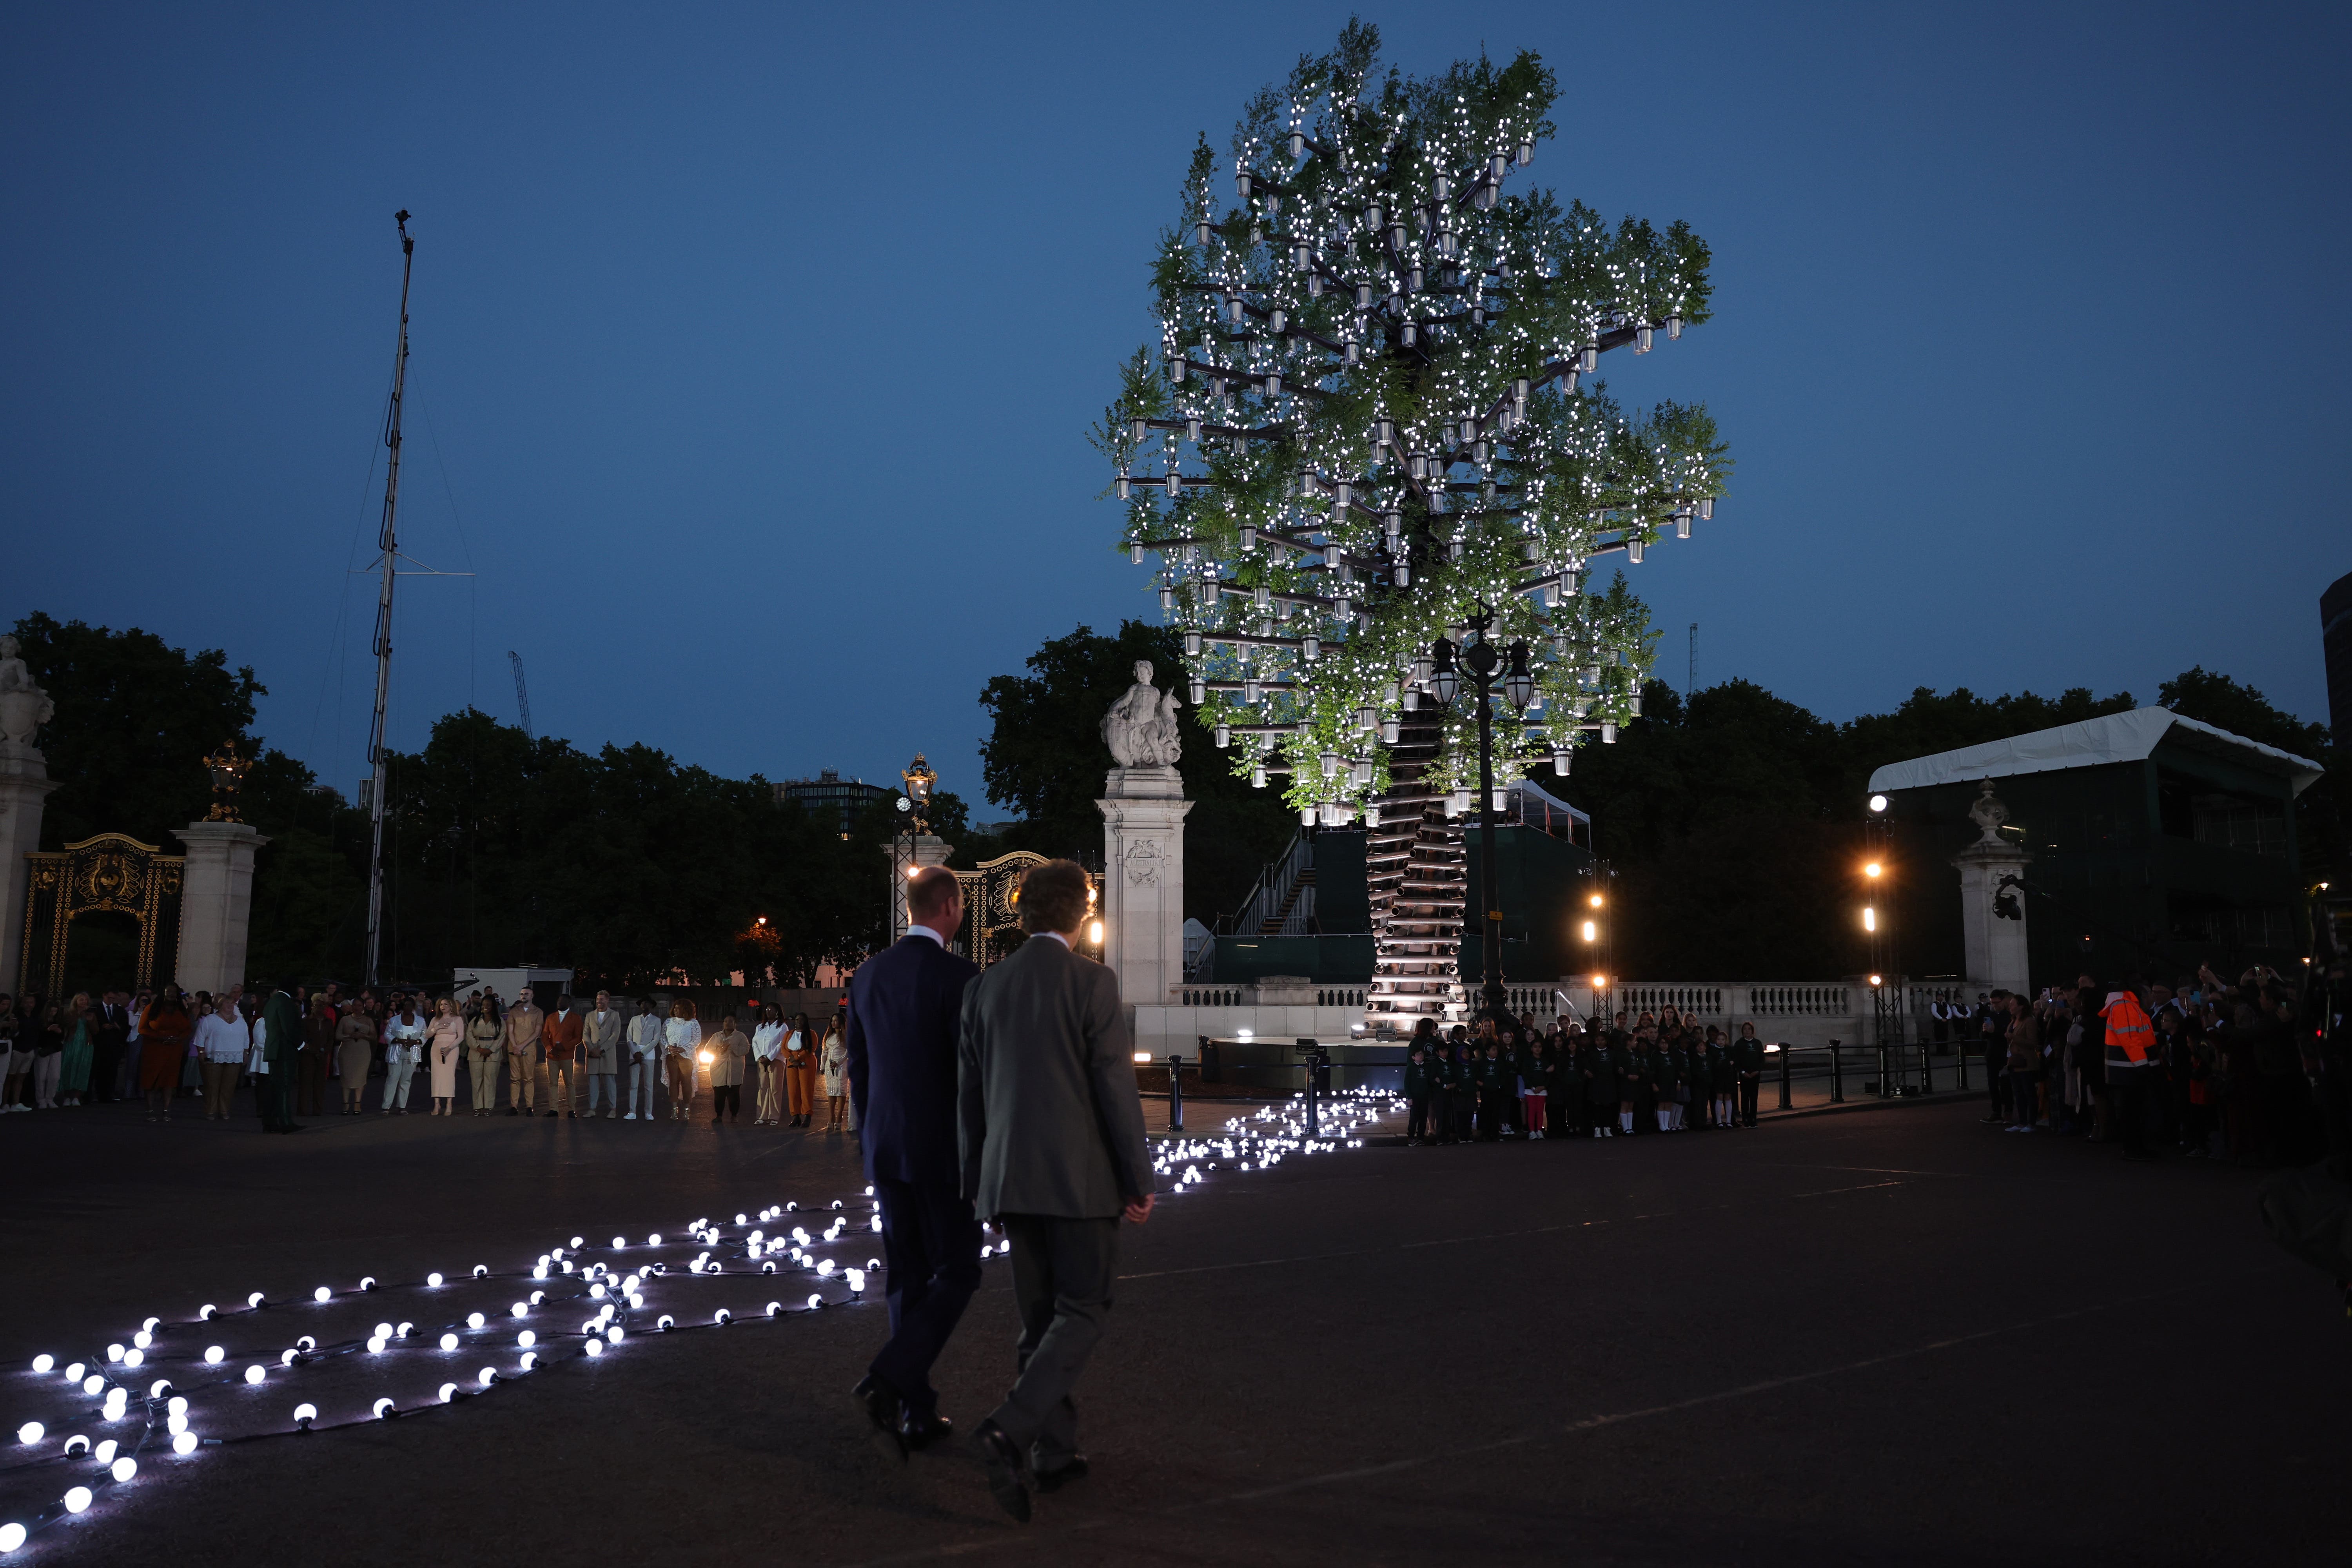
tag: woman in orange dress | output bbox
[137,988,195,1120]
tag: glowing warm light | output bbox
[1592,974,1607,988]
[698,1050,713,1065]
[1868,794,1889,813]
[1864,862,1882,878]
[1862,907,1877,932]
[1132,1051,1151,1063]
[1868,973,1883,986]
[1581,920,1597,942]
[1587,893,1603,908]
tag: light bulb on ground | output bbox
[519,1353,537,1372]
[517,1331,535,1348]
[82,1375,104,1395]
[279,1351,297,1367]
[123,1349,143,1368]
[438,1383,457,1403]
[246,1292,263,1308]
[373,1322,392,1339]
[167,1397,187,1417]
[472,1265,488,1279]
[584,1339,604,1358]
[172,1431,197,1455]
[396,1321,413,1338]
[611,1236,625,1249]
[111,1456,137,1483]
[466,1313,485,1330]
[372,1398,394,1419]
[105,1345,122,1363]
[15,1423,41,1446]
[806,1294,822,1310]
[606,1327,623,1344]
[477,1368,495,1387]
[204,1346,223,1364]
[367,1336,386,1354]
[312,1287,330,1303]
[0,1525,25,1552]
[292,1403,317,1427]
[426,1273,443,1287]
[509,1303,527,1319]
[199,1305,216,1320]
[93,1440,115,1465]
[243,1366,265,1385]
[63,1362,84,1381]
[132,1332,151,1348]
[148,1379,171,1399]
[63,1437,86,1456]
[63,1487,91,1514]
[438,1331,459,1352]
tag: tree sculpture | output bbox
[1104,22,1731,1027]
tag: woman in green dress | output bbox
[56,993,94,1107]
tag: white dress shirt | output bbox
[195,1013,250,1064]
[751,1022,785,1062]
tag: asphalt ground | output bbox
[1,1093,2347,1566]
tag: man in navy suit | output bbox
[846,865,984,1459]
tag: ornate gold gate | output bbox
[20,833,185,998]
[951,851,1101,969]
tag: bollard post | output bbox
[1305,1051,1320,1138]
[1958,1040,1969,1092]
[1876,1042,1891,1099]
[1777,1046,1791,1111]
[1167,1053,1185,1133]
[1830,1040,1844,1103]
[1918,1042,1932,1097]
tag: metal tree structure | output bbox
[1105,24,1731,1029]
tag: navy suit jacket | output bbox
[845,934,980,1190]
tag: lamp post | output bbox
[891,753,938,944]
[1429,601,1534,1024]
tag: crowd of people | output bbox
[1399,1007,1771,1143]
[0,981,861,1130]
[1969,957,2348,1165]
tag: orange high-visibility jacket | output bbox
[2100,995,2155,1066]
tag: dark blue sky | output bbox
[6,2,2345,815]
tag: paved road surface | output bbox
[1,1096,2344,1565]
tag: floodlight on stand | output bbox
[1868,793,1889,813]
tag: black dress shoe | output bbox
[851,1376,906,1463]
[973,1421,1030,1522]
[900,1411,953,1450]
[1033,1455,1089,1493]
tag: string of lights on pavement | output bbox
[2,1087,1403,1554]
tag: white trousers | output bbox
[382,1059,416,1110]
[585,1073,618,1113]
[626,1058,660,1115]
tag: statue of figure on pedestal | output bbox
[0,635,54,747]
[1102,660,1182,768]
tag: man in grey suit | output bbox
[957,858,1155,1523]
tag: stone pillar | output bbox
[172,821,269,994]
[888,833,954,944]
[1096,765,1193,1007]
[1951,781,2032,995]
[0,746,58,996]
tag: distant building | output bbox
[2324,569,2352,750]
[1868,706,2324,984]
[775,768,894,838]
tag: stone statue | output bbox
[1102,660,1182,768]
[1967,779,2011,845]
[0,635,53,748]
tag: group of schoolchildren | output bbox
[1399,1006,1770,1143]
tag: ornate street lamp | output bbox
[1428,603,1533,1024]
[899,753,936,833]
[203,742,250,823]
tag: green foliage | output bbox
[977,621,1297,920]
[374,709,880,990]
[1105,23,1726,817]
[9,612,264,847]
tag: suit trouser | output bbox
[1405,1094,1430,1138]
[507,1045,539,1109]
[625,1057,659,1114]
[255,1068,294,1130]
[785,1064,815,1118]
[382,1059,416,1110]
[754,1063,779,1120]
[585,1071,617,1113]
[665,1056,695,1113]
[544,1059,577,1113]
[989,1213,1118,1469]
[296,1050,328,1116]
[468,1050,502,1110]
[201,1060,241,1118]
[871,1179,985,1417]
[1739,1076,1760,1125]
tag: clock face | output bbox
[895,797,911,812]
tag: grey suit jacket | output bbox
[957,935,1154,1220]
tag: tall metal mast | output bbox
[363,210,415,988]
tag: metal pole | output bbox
[1474,666,1504,1022]
[363,211,415,990]
[1305,1050,1319,1138]
[1877,1041,1890,1098]
[1777,1046,1791,1111]
[1167,1053,1184,1133]
[1830,1040,1844,1103]
[1919,1041,1932,1096]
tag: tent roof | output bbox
[1507,775,1591,826]
[1866,706,2323,798]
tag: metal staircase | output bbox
[1364,700,1463,1031]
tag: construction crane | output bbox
[508,651,533,740]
